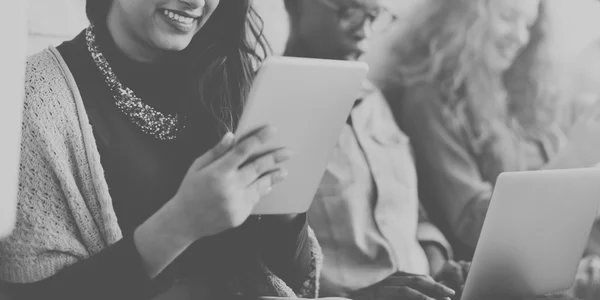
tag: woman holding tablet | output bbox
[0,0,321,299]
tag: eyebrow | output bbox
[330,0,378,10]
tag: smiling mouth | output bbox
[162,9,201,25]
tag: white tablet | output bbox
[234,56,368,215]
[461,168,600,300]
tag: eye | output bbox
[338,6,360,20]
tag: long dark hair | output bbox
[86,0,270,135]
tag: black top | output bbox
[4,24,310,300]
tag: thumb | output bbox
[191,132,235,171]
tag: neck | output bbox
[106,8,161,63]
[283,35,314,59]
[284,35,358,61]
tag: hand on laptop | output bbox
[434,261,471,294]
[371,272,456,300]
[571,255,600,300]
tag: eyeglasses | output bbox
[317,0,397,33]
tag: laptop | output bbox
[461,168,600,300]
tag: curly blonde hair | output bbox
[396,0,562,141]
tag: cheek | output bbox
[205,0,220,15]
[489,23,512,44]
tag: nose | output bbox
[353,20,373,40]
[178,0,206,10]
[513,22,530,47]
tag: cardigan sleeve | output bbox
[0,51,174,299]
[0,51,103,283]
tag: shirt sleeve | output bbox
[417,203,453,260]
[2,235,175,300]
[399,87,493,249]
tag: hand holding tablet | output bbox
[234,56,368,215]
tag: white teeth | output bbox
[164,10,194,25]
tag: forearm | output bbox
[419,209,452,276]
[422,242,448,276]
[418,205,453,261]
[134,198,195,279]
[4,236,176,300]
[452,194,491,249]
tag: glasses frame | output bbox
[316,0,397,33]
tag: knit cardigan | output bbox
[0,47,322,299]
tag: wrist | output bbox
[138,199,196,246]
[133,199,195,278]
[422,242,448,276]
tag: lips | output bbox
[162,9,201,24]
[164,8,202,19]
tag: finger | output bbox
[444,261,465,288]
[382,274,455,298]
[250,168,288,199]
[191,132,235,171]
[377,286,435,300]
[238,148,294,185]
[382,273,433,286]
[219,126,278,170]
[409,276,456,298]
[379,272,426,286]
[460,261,471,278]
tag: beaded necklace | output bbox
[85,25,185,141]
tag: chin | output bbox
[154,37,195,52]
[341,45,365,60]
[489,56,514,73]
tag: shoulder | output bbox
[25,49,76,106]
[401,83,473,145]
[23,49,80,127]
[361,80,398,121]
[21,48,85,157]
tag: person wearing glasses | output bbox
[283,0,468,299]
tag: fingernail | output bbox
[443,286,456,295]
[222,132,234,145]
[277,149,295,161]
[273,169,288,184]
[278,169,289,178]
